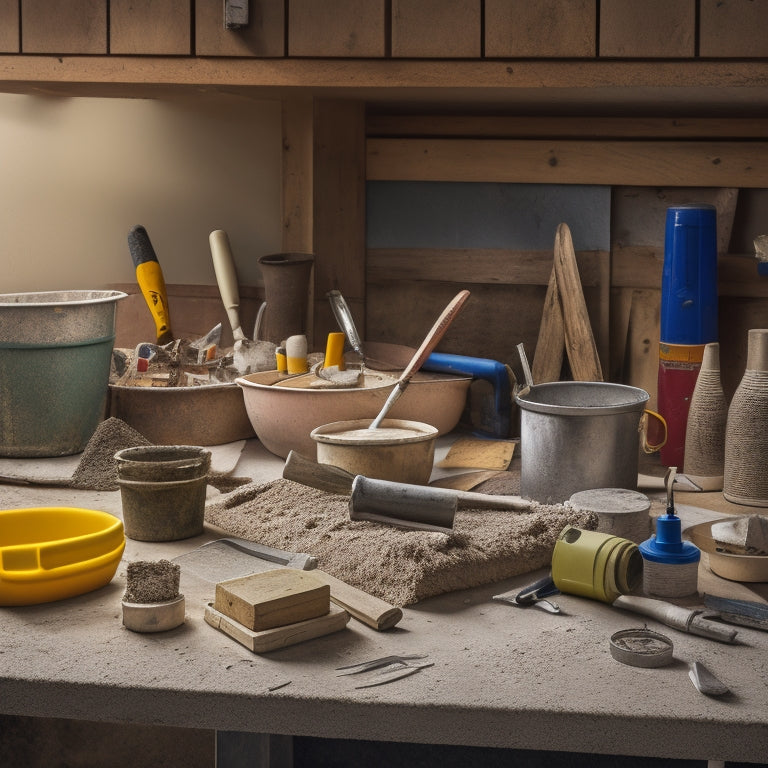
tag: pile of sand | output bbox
[205,479,597,606]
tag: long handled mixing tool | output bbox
[369,290,471,429]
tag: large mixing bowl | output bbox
[237,369,472,458]
[109,382,255,446]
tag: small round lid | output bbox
[610,628,674,668]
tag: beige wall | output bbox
[0,92,282,293]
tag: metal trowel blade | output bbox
[688,661,730,696]
[173,537,316,583]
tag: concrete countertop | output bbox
[1,438,767,764]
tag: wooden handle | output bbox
[370,289,470,428]
[210,229,246,341]
[401,289,471,381]
[312,569,403,631]
[554,223,603,382]
[282,451,355,495]
[614,595,737,643]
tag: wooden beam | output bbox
[281,97,315,253]
[366,115,768,140]
[312,99,367,347]
[367,248,607,286]
[367,138,768,187]
[1,56,767,93]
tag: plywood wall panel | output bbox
[599,0,694,58]
[700,0,768,57]
[392,0,481,58]
[485,0,596,58]
[195,0,285,57]
[110,0,191,55]
[21,0,107,54]
[289,0,386,57]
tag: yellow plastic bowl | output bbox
[0,507,125,606]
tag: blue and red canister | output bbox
[657,204,718,468]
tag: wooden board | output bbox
[392,0,481,58]
[288,0,386,57]
[215,569,330,632]
[699,0,768,57]
[366,139,768,188]
[312,99,367,349]
[205,602,349,653]
[485,0,595,58]
[21,0,107,54]
[0,0,19,52]
[554,223,602,381]
[110,0,190,55]
[195,0,285,57]
[367,116,768,141]
[624,289,660,409]
[599,0,695,58]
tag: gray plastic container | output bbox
[114,445,211,541]
[0,290,126,457]
[515,381,649,504]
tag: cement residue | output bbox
[124,560,180,603]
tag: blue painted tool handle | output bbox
[423,352,511,437]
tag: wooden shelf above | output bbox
[2,57,768,114]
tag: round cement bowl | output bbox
[311,418,438,484]
[109,382,255,446]
[236,369,471,459]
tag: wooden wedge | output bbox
[554,223,603,382]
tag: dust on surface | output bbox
[69,417,151,491]
[205,479,597,607]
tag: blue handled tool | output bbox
[423,352,512,438]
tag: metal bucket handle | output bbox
[640,409,668,454]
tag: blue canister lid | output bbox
[660,204,718,345]
[639,513,701,565]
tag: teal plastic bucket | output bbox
[0,290,126,457]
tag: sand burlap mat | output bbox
[205,479,597,606]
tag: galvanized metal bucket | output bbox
[0,290,126,457]
[515,381,649,504]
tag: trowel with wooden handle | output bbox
[369,289,471,429]
[283,450,534,511]
[174,535,402,631]
[209,229,275,373]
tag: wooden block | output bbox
[0,0,20,52]
[700,0,768,57]
[205,602,349,654]
[392,0,481,58]
[21,0,107,54]
[289,0,386,57]
[110,0,191,55]
[214,569,330,631]
[485,0,596,58]
[599,0,695,58]
[195,0,285,57]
